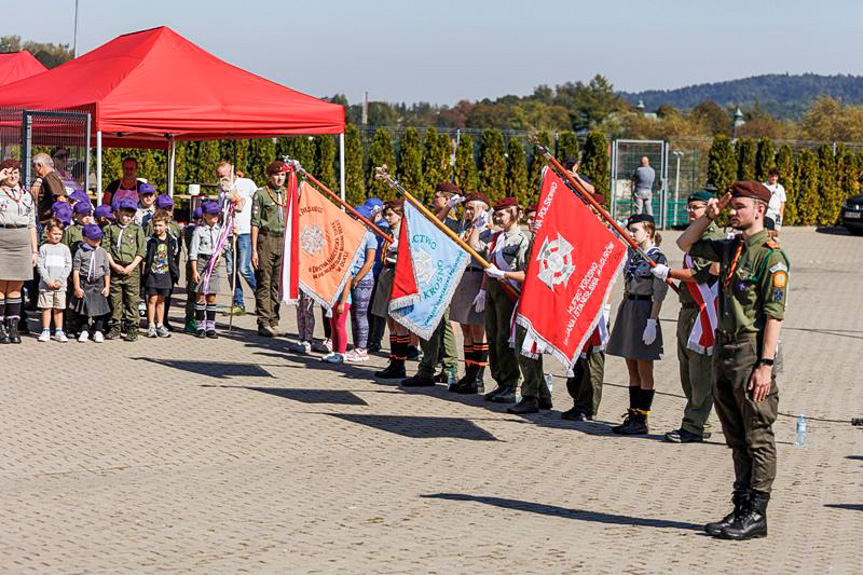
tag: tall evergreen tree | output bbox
[794,148,820,226]
[707,135,736,192]
[755,137,775,181]
[529,130,552,195]
[817,144,841,226]
[246,138,276,186]
[836,147,860,201]
[422,127,452,199]
[196,140,221,186]
[479,128,506,202]
[556,130,579,160]
[367,128,395,199]
[775,145,795,225]
[735,138,757,181]
[396,127,423,196]
[454,134,478,194]
[581,131,610,204]
[314,135,337,190]
[277,136,316,174]
[505,138,528,202]
[344,124,365,204]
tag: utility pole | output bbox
[73,0,80,57]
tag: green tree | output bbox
[396,127,423,196]
[755,138,775,181]
[691,100,730,135]
[454,134,478,194]
[817,144,841,226]
[581,131,610,204]
[246,138,276,186]
[529,130,552,195]
[344,124,365,205]
[735,138,757,181]
[795,148,820,226]
[0,35,73,68]
[837,147,860,201]
[505,138,528,202]
[195,141,221,185]
[555,131,579,161]
[367,128,395,199]
[277,136,316,173]
[314,135,337,190]
[479,129,506,201]
[422,127,452,198]
[774,145,796,225]
[707,135,736,192]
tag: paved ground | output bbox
[1,227,861,574]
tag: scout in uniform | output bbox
[63,200,93,337]
[677,181,789,540]
[190,201,227,339]
[94,204,113,229]
[102,197,146,341]
[251,161,287,337]
[472,197,531,404]
[650,190,725,443]
[183,206,203,333]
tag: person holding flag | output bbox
[649,189,724,443]
[606,214,669,435]
[251,161,288,337]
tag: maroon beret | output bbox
[525,204,538,214]
[463,192,490,206]
[266,161,288,175]
[435,181,461,195]
[730,181,771,204]
[0,158,20,171]
[384,198,404,210]
[493,197,519,211]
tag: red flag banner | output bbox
[516,167,627,368]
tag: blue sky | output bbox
[8,0,863,106]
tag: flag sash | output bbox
[683,255,719,355]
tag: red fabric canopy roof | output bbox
[0,52,47,86]
[0,27,344,147]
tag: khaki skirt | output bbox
[450,268,484,325]
[0,227,34,281]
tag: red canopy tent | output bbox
[0,27,345,198]
[0,52,47,86]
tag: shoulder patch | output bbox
[769,262,788,274]
[765,240,781,250]
[772,271,788,288]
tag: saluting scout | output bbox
[251,161,287,337]
[102,197,146,341]
[677,181,789,541]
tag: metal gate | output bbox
[610,139,669,228]
[20,110,91,193]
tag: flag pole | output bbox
[536,144,679,294]
[373,165,520,300]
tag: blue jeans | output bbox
[225,233,257,308]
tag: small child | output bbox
[102,197,146,341]
[70,224,111,342]
[322,276,352,364]
[189,201,227,338]
[144,210,179,338]
[94,204,113,229]
[183,205,203,333]
[135,183,157,227]
[36,219,73,342]
[64,200,93,252]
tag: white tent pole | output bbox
[96,131,103,204]
[167,136,176,197]
[339,133,346,202]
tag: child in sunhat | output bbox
[94,204,113,229]
[70,224,111,342]
[189,201,227,338]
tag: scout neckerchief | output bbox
[624,245,661,279]
[723,238,744,289]
[79,242,97,282]
[489,228,522,295]
[1,183,24,204]
[115,223,128,250]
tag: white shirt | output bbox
[763,181,786,225]
[220,177,257,235]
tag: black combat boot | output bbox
[611,409,636,434]
[719,490,769,540]
[400,373,436,387]
[456,364,483,395]
[507,396,539,414]
[375,361,407,380]
[7,318,21,344]
[705,489,749,535]
[613,409,648,435]
[0,322,9,344]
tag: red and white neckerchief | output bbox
[684,254,718,355]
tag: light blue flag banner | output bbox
[388,201,470,340]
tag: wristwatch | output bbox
[757,358,775,367]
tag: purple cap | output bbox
[202,201,220,215]
[192,206,203,220]
[54,205,73,226]
[138,182,156,196]
[73,201,93,215]
[94,204,113,219]
[354,205,372,220]
[155,194,173,209]
[51,200,68,213]
[82,223,103,240]
[115,197,138,212]
[364,198,384,212]
[68,190,89,205]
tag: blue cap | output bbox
[82,223,103,240]
[138,182,156,196]
[354,205,372,220]
[202,201,220,215]
[68,190,89,205]
[192,206,203,220]
[94,204,113,219]
[155,194,173,209]
[115,197,138,212]
[73,200,92,215]
[364,198,384,212]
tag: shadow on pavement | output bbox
[200,384,369,406]
[421,493,702,531]
[824,503,863,512]
[133,357,273,379]
[327,413,498,441]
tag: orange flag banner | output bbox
[297,181,367,309]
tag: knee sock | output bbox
[5,297,22,324]
[195,303,206,330]
[388,334,398,359]
[0,297,5,326]
[206,305,217,332]
[628,386,639,410]
[393,335,410,363]
[475,343,489,371]
[463,344,476,373]
[639,388,655,413]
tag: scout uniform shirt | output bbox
[189,222,224,261]
[688,229,789,335]
[101,221,146,266]
[63,222,85,253]
[251,185,286,235]
[477,227,531,296]
[0,184,37,228]
[679,222,724,306]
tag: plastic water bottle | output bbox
[544,373,554,394]
[795,414,807,447]
[446,365,458,389]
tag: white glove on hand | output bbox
[642,318,658,345]
[650,263,670,281]
[485,264,506,280]
[472,210,490,230]
[472,288,486,313]
[447,194,465,208]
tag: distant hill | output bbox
[619,74,863,120]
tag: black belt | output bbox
[257,230,284,237]
[716,330,758,343]
[625,294,652,301]
[1,223,27,229]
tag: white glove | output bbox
[447,194,465,208]
[485,264,505,279]
[472,209,490,230]
[650,263,670,281]
[642,318,658,345]
[472,288,486,313]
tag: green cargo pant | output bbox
[109,270,141,334]
[678,306,715,436]
[255,233,283,329]
[515,325,550,402]
[484,281,520,390]
[567,351,605,416]
[713,332,779,493]
[417,309,459,378]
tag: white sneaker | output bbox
[290,341,312,354]
[54,331,69,343]
[93,331,105,343]
[147,325,158,338]
[78,330,89,342]
[38,330,50,342]
[322,352,344,364]
[344,349,369,363]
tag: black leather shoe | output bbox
[257,326,275,337]
[489,388,516,404]
[401,374,436,387]
[483,386,506,401]
[507,397,539,414]
[705,490,748,536]
[538,397,553,410]
[561,407,592,421]
[455,379,479,395]
[448,374,470,393]
[719,491,769,540]
[613,410,648,435]
[664,428,704,443]
[375,363,406,380]
[611,409,635,433]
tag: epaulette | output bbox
[765,240,781,250]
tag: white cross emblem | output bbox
[535,233,575,290]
